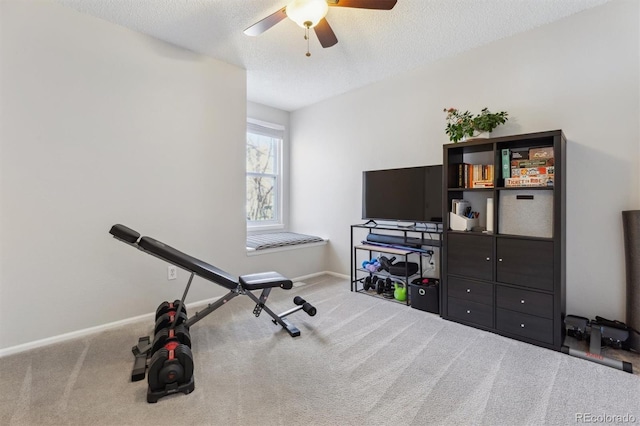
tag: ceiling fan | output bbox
[244,0,398,56]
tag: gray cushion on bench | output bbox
[246,232,324,250]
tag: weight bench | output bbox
[109,224,317,398]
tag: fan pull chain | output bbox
[304,21,311,57]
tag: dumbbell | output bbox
[363,276,375,291]
[154,311,188,335]
[147,343,194,393]
[375,277,393,295]
[155,300,187,321]
[362,259,382,272]
[384,277,394,292]
[151,324,192,355]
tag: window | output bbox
[246,120,284,229]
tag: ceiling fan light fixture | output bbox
[286,0,329,29]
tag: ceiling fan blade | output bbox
[314,18,338,48]
[243,7,287,36]
[327,0,397,10]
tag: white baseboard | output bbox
[0,271,345,358]
[292,270,349,282]
[0,311,155,358]
[0,296,225,359]
[323,271,350,280]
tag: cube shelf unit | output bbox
[442,130,566,350]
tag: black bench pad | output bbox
[138,236,238,290]
[109,224,293,292]
[110,224,140,244]
[240,272,293,290]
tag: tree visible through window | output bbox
[246,121,283,225]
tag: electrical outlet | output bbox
[168,265,177,280]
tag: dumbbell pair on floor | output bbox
[146,295,316,401]
[148,300,194,396]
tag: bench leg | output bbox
[245,291,301,337]
[185,290,240,328]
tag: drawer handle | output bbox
[498,258,503,262]
[466,310,471,314]
[520,323,525,328]
[466,289,471,293]
[486,257,490,261]
[521,300,525,304]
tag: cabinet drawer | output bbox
[448,297,493,328]
[496,286,553,319]
[496,239,554,291]
[447,234,493,281]
[448,276,493,305]
[496,308,553,344]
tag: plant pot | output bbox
[461,131,491,142]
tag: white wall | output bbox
[0,1,250,350]
[1,0,637,351]
[291,0,640,321]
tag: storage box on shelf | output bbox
[442,130,566,351]
[350,223,442,309]
[408,280,440,314]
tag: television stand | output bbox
[350,222,443,309]
[395,222,417,229]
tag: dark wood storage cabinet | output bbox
[441,130,566,350]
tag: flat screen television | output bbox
[361,165,443,224]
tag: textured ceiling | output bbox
[53,0,611,111]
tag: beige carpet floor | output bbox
[1,274,639,425]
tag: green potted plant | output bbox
[443,107,509,142]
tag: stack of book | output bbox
[455,163,494,188]
[502,146,554,187]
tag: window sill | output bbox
[246,240,327,256]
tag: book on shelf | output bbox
[455,163,494,188]
[463,163,470,188]
[500,145,555,187]
[510,166,554,177]
[529,146,554,160]
[511,158,554,168]
[472,180,494,188]
[454,163,468,188]
[471,164,493,188]
[504,175,554,187]
[510,147,529,160]
[501,149,510,179]
[455,163,471,188]
[451,199,471,215]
